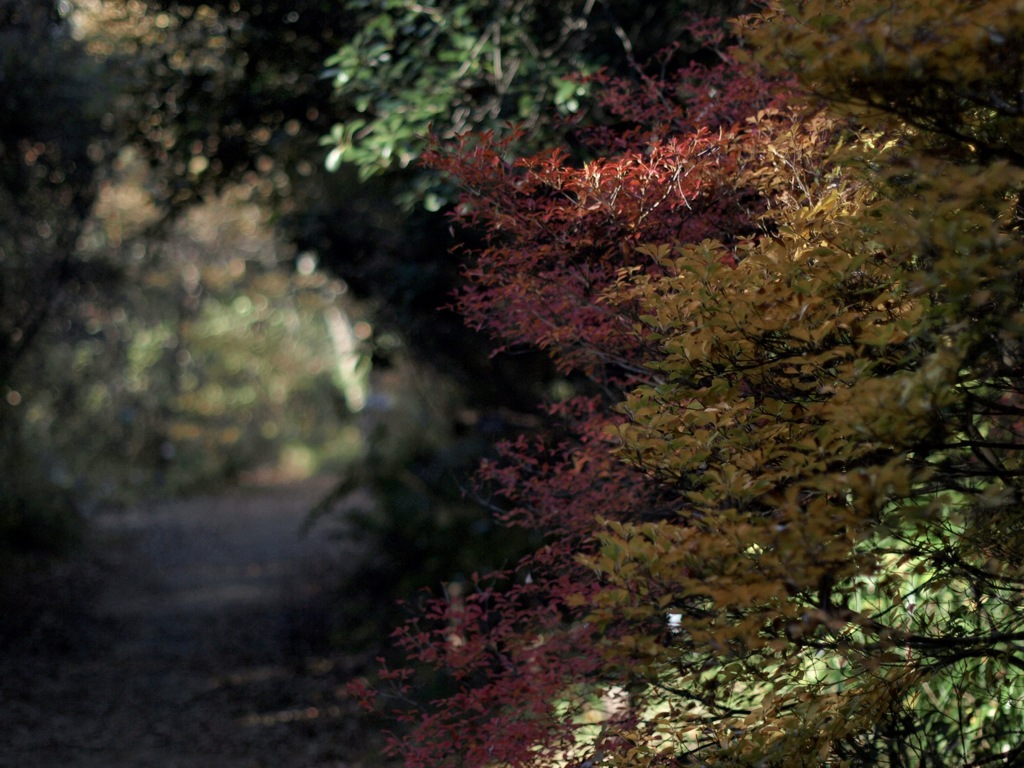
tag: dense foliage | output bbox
[322,0,746,203]
[356,2,1024,766]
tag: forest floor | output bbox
[0,474,396,768]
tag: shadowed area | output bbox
[0,476,392,768]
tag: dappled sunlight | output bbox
[13,137,373,501]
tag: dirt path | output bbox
[1,476,393,768]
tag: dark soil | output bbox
[0,476,396,768]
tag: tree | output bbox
[79,0,549,410]
[322,0,749,205]
[350,14,821,766]
[0,0,104,389]
[1,0,371,511]
[0,0,107,556]
[356,1,1024,766]
[76,0,345,210]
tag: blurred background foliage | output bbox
[1,0,368,563]
[0,0,545,616]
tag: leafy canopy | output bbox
[321,0,745,205]
[357,1,1024,766]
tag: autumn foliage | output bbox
[357,2,1024,766]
